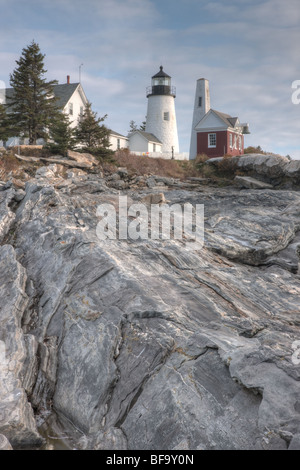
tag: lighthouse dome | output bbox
[147,66,175,98]
[152,66,171,80]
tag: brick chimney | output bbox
[67,75,70,84]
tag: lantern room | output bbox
[146,66,176,97]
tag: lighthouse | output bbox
[145,66,179,154]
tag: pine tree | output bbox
[8,41,59,145]
[140,121,146,131]
[46,112,76,157]
[74,102,111,151]
[0,104,14,144]
[128,120,138,134]
[129,120,146,132]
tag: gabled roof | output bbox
[129,130,162,144]
[211,109,239,128]
[2,82,87,112]
[195,108,241,131]
[53,83,81,108]
[109,129,128,139]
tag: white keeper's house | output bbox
[108,130,129,151]
[1,76,89,146]
[128,130,162,155]
[1,76,130,151]
[52,76,88,129]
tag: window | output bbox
[229,133,233,148]
[198,97,202,107]
[164,112,170,121]
[239,135,242,151]
[68,102,73,116]
[117,139,120,150]
[153,77,171,87]
[233,135,237,149]
[153,143,156,152]
[208,133,216,148]
[80,106,84,116]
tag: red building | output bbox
[196,109,249,158]
[189,79,250,159]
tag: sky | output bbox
[0,0,300,158]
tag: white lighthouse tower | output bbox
[145,66,179,155]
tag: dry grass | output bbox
[216,154,239,179]
[0,145,241,186]
[113,149,197,179]
[0,151,43,181]
[244,146,266,155]
[110,150,238,183]
[11,146,52,158]
[194,153,209,165]
[0,153,25,180]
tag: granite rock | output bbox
[0,166,299,450]
[234,175,273,190]
[0,245,44,448]
[0,434,13,450]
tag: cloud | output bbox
[0,0,299,157]
[204,0,300,27]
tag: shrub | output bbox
[194,153,209,165]
[12,145,51,158]
[244,145,265,155]
[216,155,239,178]
[82,146,115,162]
[200,163,217,179]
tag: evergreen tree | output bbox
[8,41,59,145]
[46,112,76,157]
[74,102,111,151]
[129,120,146,132]
[0,104,14,144]
[128,120,138,134]
[140,121,146,131]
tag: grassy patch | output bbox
[0,150,43,180]
[11,145,52,158]
[0,146,242,186]
[110,150,239,184]
[0,152,25,180]
[113,149,189,178]
[215,154,239,179]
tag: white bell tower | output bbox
[189,78,210,159]
[145,66,179,155]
